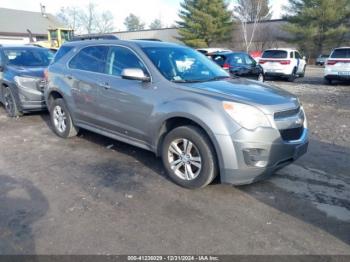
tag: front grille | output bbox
[280,127,304,141]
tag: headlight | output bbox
[14,76,44,91]
[223,101,271,130]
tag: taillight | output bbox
[327,60,337,65]
[223,63,230,70]
[259,60,267,64]
[280,60,291,65]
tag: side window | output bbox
[244,54,254,65]
[107,46,148,77]
[53,46,73,64]
[295,52,302,59]
[290,52,294,58]
[69,46,109,73]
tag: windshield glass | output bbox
[142,46,229,82]
[4,48,54,67]
[61,30,73,42]
[262,50,288,59]
[331,48,350,58]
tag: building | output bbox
[0,7,65,44]
[113,20,293,51]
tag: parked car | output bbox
[324,47,350,84]
[209,51,264,82]
[197,48,231,56]
[316,54,329,66]
[45,40,308,189]
[0,45,54,117]
[259,48,307,82]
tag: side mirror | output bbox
[303,56,306,60]
[121,68,150,82]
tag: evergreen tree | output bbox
[177,0,233,47]
[283,0,350,57]
[149,19,163,30]
[124,13,145,31]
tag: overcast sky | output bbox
[0,0,288,31]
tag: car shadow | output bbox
[0,175,49,254]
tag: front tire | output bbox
[2,86,22,117]
[50,98,78,138]
[257,73,264,82]
[161,125,218,189]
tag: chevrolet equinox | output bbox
[45,40,308,189]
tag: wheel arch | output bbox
[155,115,224,177]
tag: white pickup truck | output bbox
[259,48,307,82]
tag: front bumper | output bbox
[16,84,46,112]
[217,127,309,185]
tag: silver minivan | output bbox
[45,40,308,189]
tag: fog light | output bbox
[243,148,268,167]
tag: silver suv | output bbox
[45,40,308,189]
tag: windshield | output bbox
[4,48,54,67]
[142,46,229,82]
[331,48,350,59]
[262,50,288,59]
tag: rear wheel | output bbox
[288,68,297,82]
[2,86,22,117]
[161,125,218,189]
[50,98,78,138]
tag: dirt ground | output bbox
[0,66,349,255]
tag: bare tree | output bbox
[56,2,114,34]
[233,0,272,52]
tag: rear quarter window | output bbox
[262,50,288,59]
[331,49,350,58]
[53,46,74,63]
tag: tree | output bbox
[234,0,272,21]
[56,2,115,34]
[149,19,163,30]
[283,0,350,58]
[124,14,145,31]
[176,0,233,47]
[233,0,272,52]
[56,7,81,33]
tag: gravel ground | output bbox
[0,66,349,255]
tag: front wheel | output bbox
[50,98,78,138]
[161,125,218,189]
[2,86,22,117]
[257,73,264,82]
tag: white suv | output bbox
[259,48,307,82]
[324,47,350,84]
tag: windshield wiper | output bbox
[171,79,207,83]
[205,75,232,82]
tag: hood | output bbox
[184,78,299,114]
[8,65,46,78]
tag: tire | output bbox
[287,68,297,82]
[257,73,264,82]
[2,86,22,117]
[324,77,333,85]
[300,66,306,77]
[50,98,78,138]
[161,125,218,189]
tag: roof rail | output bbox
[133,38,162,42]
[72,34,119,41]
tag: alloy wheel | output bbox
[3,89,14,115]
[167,138,202,181]
[53,105,67,133]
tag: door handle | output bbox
[99,82,110,89]
[65,75,73,80]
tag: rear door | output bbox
[67,45,109,125]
